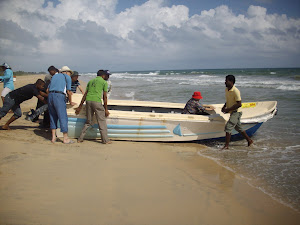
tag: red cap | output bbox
[192,91,203,99]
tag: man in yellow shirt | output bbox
[221,75,253,149]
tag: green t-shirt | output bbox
[86,76,108,102]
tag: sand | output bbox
[0,75,299,225]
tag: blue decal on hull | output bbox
[173,124,182,136]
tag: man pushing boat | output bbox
[75,70,112,144]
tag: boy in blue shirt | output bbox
[70,71,84,94]
[0,63,14,104]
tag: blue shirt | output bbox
[48,73,71,93]
[0,68,14,90]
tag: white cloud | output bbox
[0,0,299,71]
[39,39,63,54]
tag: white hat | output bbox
[1,63,11,69]
[60,66,73,75]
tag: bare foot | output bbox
[2,125,11,130]
[248,140,254,147]
[77,140,83,143]
[51,138,56,144]
[63,140,75,144]
[221,145,229,150]
[103,141,112,144]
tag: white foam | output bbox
[277,85,300,91]
[125,91,135,99]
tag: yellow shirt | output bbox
[225,85,242,113]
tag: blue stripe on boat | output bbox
[68,117,86,123]
[68,119,167,129]
[108,134,174,138]
[107,129,170,134]
[107,124,167,129]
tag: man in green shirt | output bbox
[75,70,111,144]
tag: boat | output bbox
[56,94,277,142]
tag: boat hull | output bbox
[56,95,277,142]
[64,116,263,142]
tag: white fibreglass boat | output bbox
[57,94,277,142]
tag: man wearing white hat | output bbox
[0,63,14,104]
[47,66,76,144]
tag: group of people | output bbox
[0,64,112,145]
[0,62,252,148]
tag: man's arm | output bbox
[36,94,47,104]
[78,85,84,94]
[222,101,242,113]
[66,90,76,106]
[0,70,12,79]
[221,103,227,113]
[65,75,76,106]
[39,91,48,98]
[75,90,88,115]
[202,104,215,111]
[102,91,110,117]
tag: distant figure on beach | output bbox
[107,72,112,98]
[0,63,14,104]
[75,69,111,144]
[47,66,76,144]
[71,71,84,94]
[0,79,46,130]
[29,66,59,127]
[182,91,215,115]
[221,75,253,149]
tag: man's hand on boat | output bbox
[204,105,215,111]
[75,106,82,115]
[105,110,110,117]
[70,102,77,106]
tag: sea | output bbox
[79,68,300,212]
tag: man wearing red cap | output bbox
[182,91,214,115]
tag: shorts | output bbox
[1,87,12,97]
[224,111,244,134]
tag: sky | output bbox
[0,0,299,72]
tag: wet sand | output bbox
[0,75,299,225]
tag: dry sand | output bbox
[0,75,299,225]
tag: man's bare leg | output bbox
[2,115,17,130]
[241,131,253,147]
[222,132,231,150]
[51,129,57,143]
